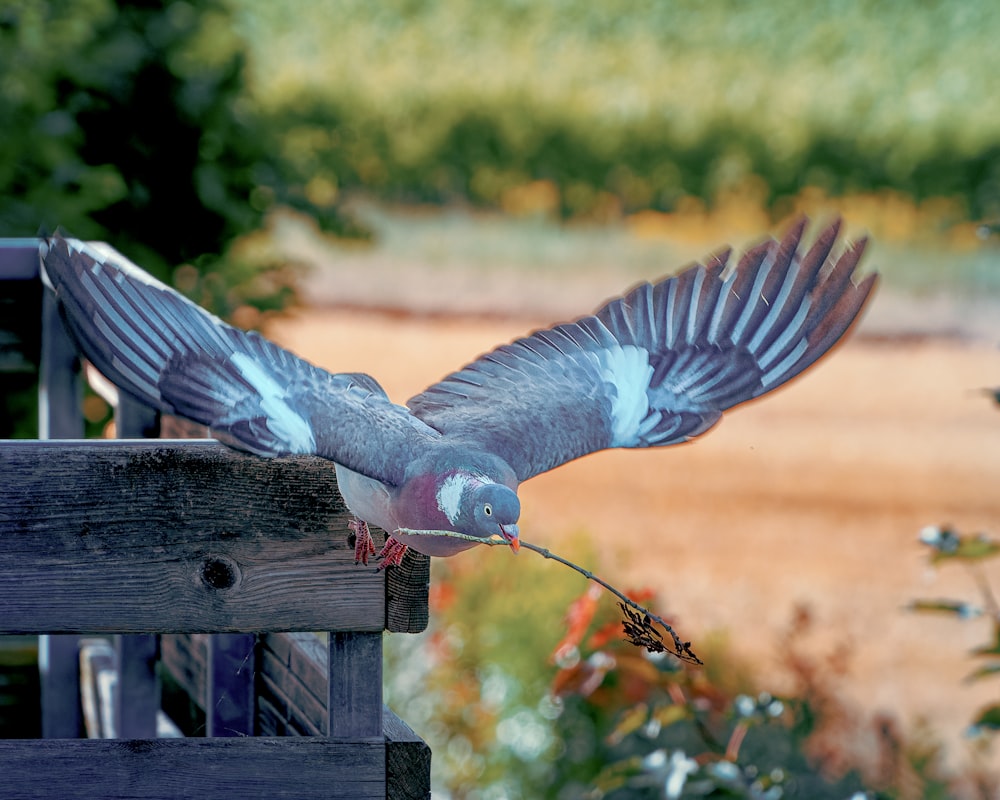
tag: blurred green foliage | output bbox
[238,0,1000,221]
[0,0,363,313]
[385,544,979,798]
[385,543,589,794]
[911,524,1000,742]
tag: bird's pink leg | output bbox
[375,537,409,571]
[349,518,376,565]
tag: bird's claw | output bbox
[349,518,376,565]
[375,537,409,572]
[349,519,407,571]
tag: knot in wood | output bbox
[201,556,240,591]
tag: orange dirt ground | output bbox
[270,308,1000,762]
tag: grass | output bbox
[236,0,999,147]
[229,0,1000,219]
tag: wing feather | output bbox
[42,235,436,486]
[409,218,877,481]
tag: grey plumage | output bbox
[41,218,876,560]
[409,218,875,480]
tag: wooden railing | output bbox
[0,240,431,799]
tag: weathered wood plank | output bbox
[0,738,385,799]
[258,634,431,797]
[206,633,257,736]
[386,550,430,634]
[263,632,329,687]
[385,708,432,800]
[0,440,385,633]
[115,634,160,738]
[259,668,324,737]
[329,632,383,738]
[160,634,208,710]
[115,393,160,439]
[259,649,326,736]
[38,288,82,440]
[257,693,308,737]
[0,239,40,280]
[111,405,164,740]
[36,290,85,738]
[38,635,83,738]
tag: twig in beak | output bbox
[397,528,701,664]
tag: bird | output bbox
[41,218,877,568]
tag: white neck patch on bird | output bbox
[436,471,486,524]
[598,345,654,447]
[230,352,315,454]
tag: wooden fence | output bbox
[0,240,431,798]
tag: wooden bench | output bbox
[0,240,431,798]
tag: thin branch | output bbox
[399,528,702,664]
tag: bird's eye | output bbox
[484,503,493,516]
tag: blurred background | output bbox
[2,1,999,797]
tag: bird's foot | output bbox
[375,537,409,572]
[349,518,376,565]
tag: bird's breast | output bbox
[394,472,454,532]
[334,464,394,532]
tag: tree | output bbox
[0,0,359,297]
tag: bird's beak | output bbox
[500,524,520,553]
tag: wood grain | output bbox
[38,635,82,738]
[258,633,328,736]
[206,633,257,736]
[257,632,432,795]
[0,738,385,799]
[0,440,386,633]
[114,634,159,738]
[384,709,432,800]
[386,549,430,634]
[328,632,382,738]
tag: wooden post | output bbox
[113,395,162,740]
[113,635,160,739]
[38,283,82,441]
[37,636,82,738]
[115,393,160,440]
[38,285,84,738]
[327,633,382,739]
[206,634,257,737]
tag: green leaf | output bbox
[653,703,690,728]
[907,599,983,619]
[589,754,646,794]
[935,537,999,564]
[970,704,1000,732]
[606,703,648,746]
[963,663,1000,684]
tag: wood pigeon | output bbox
[41,218,877,567]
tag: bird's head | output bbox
[469,482,521,552]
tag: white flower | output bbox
[734,694,756,717]
[663,750,699,799]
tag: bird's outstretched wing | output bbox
[41,235,437,487]
[408,218,877,482]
